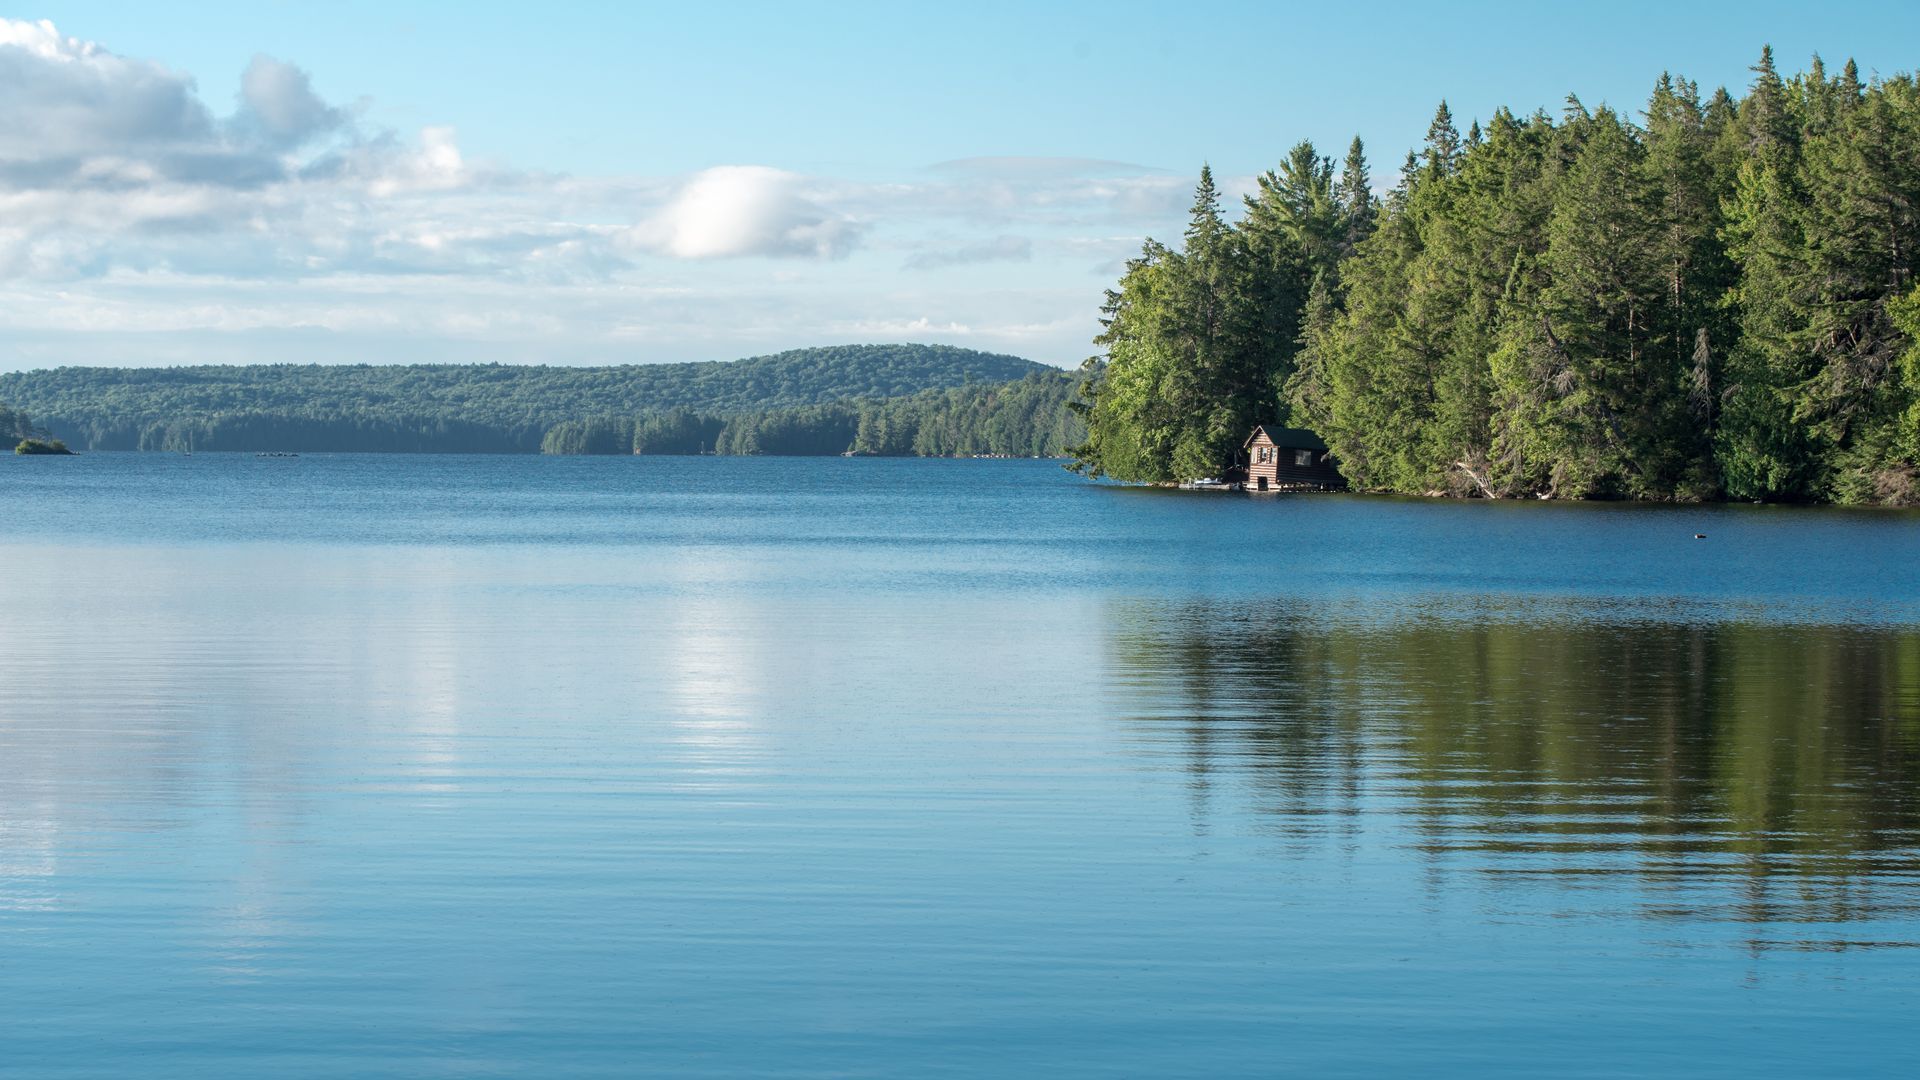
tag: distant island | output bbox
[14,438,73,455]
[0,345,1084,458]
[1069,49,1920,506]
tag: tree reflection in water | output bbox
[1105,597,1920,947]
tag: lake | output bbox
[3,454,1919,1077]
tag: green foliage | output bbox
[634,410,726,455]
[713,403,860,456]
[849,372,1087,457]
[3,403,62,454]
[2,402,39,441]
[0,345,1049,453]
[1115,601,1920,893]
[1071,157,1348,482]
[538,371,1087,458]
[539,416,638,456]
[1075,50,1920,503]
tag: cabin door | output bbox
[1257,476,1269,491]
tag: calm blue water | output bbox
[3,454,1919,1077]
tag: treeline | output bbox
[540,371,1086,457]
[1073,50,1920,504]
[111,413,543,454]
[0,344,1049,453]
[1,402,41,440]
[0,402,70,453]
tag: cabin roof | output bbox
[1245,424,1328,452]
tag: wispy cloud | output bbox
[905,235,1031,270]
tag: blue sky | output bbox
[5,1,1919,371]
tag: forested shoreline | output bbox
[0,345,1050,454]
[1,402,37,442]
[1,403,71,455]
[540,372,1085,457]
[1071,49,1920,504]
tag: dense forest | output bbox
[1071,50,1920,504]
[0,402,71,454]
[0,345,1048,453]
[1,402,38,441]
[539,371,1086,457]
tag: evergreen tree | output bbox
[1492,109,1677,497]
[1337,136,1376,255]
[1241,141,1342,418]
[1742,45,1799,165]
[1184,164,1228,254]
[1424,101,1463,176]
[1642,71,1734,494]
[1073,51,1920,503]
[1284,273,1339,434]
[1072,169,1256,480]
[1396,150,1419,194]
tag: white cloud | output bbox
[233,54,344,148]
[0,20,1217,369]
[0,17,514,280]
[362,125,468,196]
[0,17,472,201]
[0,17,214,172]
[625,166,862,259]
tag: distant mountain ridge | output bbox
[0,344,1054,452]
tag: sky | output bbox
[4,1,1919,372]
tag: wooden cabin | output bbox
[1244,425,1344,492]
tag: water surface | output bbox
[3,454,1918,1076]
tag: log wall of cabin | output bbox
[1247,440,1342,490]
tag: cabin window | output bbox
[1294,449,1315,467]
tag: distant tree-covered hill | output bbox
[0,344,1051,452]
[539,370,1087,458]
